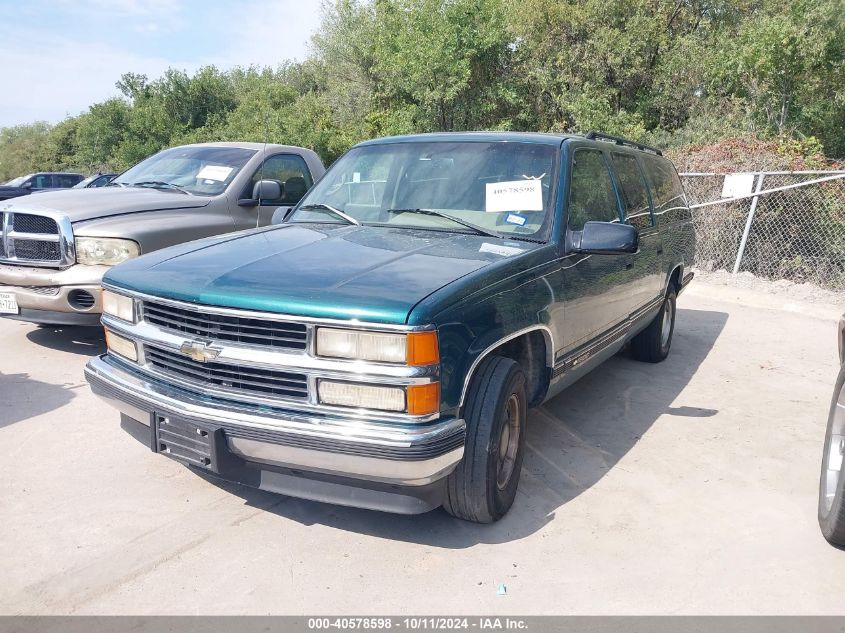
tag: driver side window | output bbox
[567,149,620,231]
[247,154,313,206]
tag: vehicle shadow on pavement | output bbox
[196,307,728,546]
[25,326,106,356]
[0,371,77,428]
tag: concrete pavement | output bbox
[0,284,843,614]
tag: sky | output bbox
[0,0,324,127]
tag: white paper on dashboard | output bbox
[485,179,543,212]
[196,165,234,181]
[479,242,525,257]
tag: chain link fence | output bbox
[680,171,845,292]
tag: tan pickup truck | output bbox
[0,142,324,325]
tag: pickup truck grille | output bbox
[142,300,308,351]
[145,344,309,401]
[0,211,68,266]
[13,214,58,234]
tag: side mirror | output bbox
[571,221,638,255]
[22,181,32,189]
[238,179,283,207]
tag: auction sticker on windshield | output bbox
[0,292,19,314]
[485,179,543,212]
[196,165,233,182]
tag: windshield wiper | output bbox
[385,208,503,239]
[295,203,360,225]
[131,181,193,195]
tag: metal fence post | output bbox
[732,173,765,274]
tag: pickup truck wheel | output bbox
[443,356,527,523]
[819,367,845,546]
[631,287,676,363]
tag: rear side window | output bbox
[56,174,81,188]
[248,154,313,206]
[32,174,54,188]
[640,155,687,226]
[567,149,620,231]
[610,153,653,230]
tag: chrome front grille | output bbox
[142,300,308,351]
[145,344,309,401]
[13,214,58,234]
[0,211,72,266]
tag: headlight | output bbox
[105,329,138,362]
[102,289,136,322]
[318,381,406,411]
[317,380,440,415]
[75,237,140,266]
[315,328,439,365]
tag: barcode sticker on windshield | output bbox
[485,179,543,212]
[196,165,234,182]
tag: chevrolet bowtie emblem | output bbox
[179,340,222,363]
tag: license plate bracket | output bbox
[152,414,222,472]
[0,291,19,315]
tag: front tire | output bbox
[443,356,527,523]
[631,286,677,363]
[819,367,845,545]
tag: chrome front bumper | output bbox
[85,355,466,507]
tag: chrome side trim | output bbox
[553,294,663,377]
[457,325,555,408]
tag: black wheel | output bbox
[631,286,677,363]
[443,356,527,523]
[819,367,845,546]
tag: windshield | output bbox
[5,176,26,187]
[290,141,558,239]
[73,174,110,188]
[111,146,256,196]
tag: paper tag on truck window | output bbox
[479,242,524,257]
[196,165,234,182]
[505,213,527,226]
[486,179,543,212]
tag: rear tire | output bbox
[819,367,845,546]
[443,356,527,523]
[631,286,676,363]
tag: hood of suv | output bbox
[105,223,539,324]
[0,187,212,222]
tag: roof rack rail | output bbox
[584,131,662,156]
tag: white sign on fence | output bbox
[721,173,755,198]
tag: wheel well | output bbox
[669,266,682,293]
[483,330,550,407]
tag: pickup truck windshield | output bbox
[111,146,256,196]
[291,141,558,239]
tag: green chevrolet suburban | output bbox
[84,131,695,523]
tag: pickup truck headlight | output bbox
[102,289,136,322]
[315,328,439,365]
[75,237,140,266]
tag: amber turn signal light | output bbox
[406,331,439,366]
[406,382,440,416]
